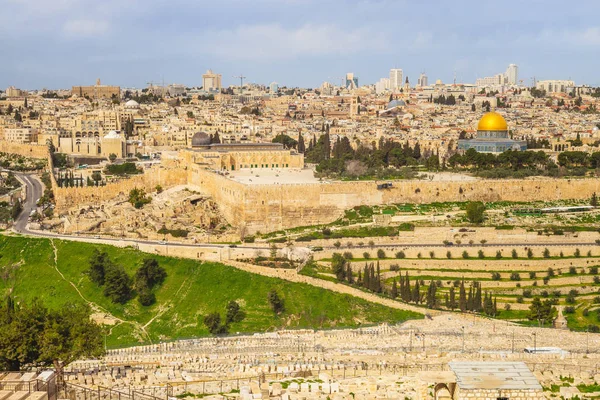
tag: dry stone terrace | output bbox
[65,315,600,399]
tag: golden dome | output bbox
[477,112,508,131]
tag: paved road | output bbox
[13,172,43,233]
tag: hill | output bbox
[0,235,421,348]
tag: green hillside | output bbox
[0,235,421,348]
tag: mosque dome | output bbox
[191,131,211,147]
[477,112,508,131]
[104,130,121,139]
[125,99,140,109]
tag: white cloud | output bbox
[194,23,389,61]
[62,19,110,37]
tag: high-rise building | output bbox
[269,82,279,93]
[417,73,428,87]
[375,78,390,94]
[536,80,575,93]
[345,73,358,90]
[202,70,222,92]
[505,64,518,85]
[389,69,403,90]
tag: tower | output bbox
[389,69,403,91]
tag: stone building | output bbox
[183,132,303,171]
[72,79,120,99]
[432,362,544,400]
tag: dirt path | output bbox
[48,239,154,343]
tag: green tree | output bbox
[225,300,245,324]
[108,153,117,163]
[390,279,398,299]
[527,297,557,327]
[87,249,111,286]
[268,289,285,314]
[331,253,347,281]
[134,258,166,290]
[203,312,227,335]
[465,201,485,223]
[103,265,132,304]
[128,188,151,209]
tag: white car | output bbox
[159,240,167,244]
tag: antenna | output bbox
[233,74,246,94]
[453,70,457,85]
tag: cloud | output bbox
[62,19,110,37]
[194,23,389,61]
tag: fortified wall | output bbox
[189,168,600,234]
[0,141,49,159]
[54,167,187,211]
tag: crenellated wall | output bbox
[189,168,600,234]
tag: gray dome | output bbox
[387,99,406,109]
[191,131,210,147]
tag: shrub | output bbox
[569,266,577,275]
[587,324,600,333]
[128,188,151,209]
[543,248,550,258]
[560,251,565,258]
[465,201,485,223]
[495,250,502,259]
[462,251,469,259]
[322,227,332,236]
[377,249,386,259]
[523,289,533,298]
[203,312,227,335]
[543,277,549,285]
[504,303,511,311]
[138,288,156,306]
[541,290,549,297]
[590,266,598,275]
[510,272,521,281]
[583,308,590,317]
[343,251,353,260]
[594,276,600,284]
[491,272,501,281]
[417,252,422,258]
[363,252,370,259]
[511,249,518,259]
[268,289,285,314]
[478,250,484,259]
[429,251,435,259]
[529,272,536,279]
[547,268,555,277]
[395,251,406,259]
[333,241,341,248]
[575,248,581,257]
[527,248,533,259]
[368,240,375,248]
[390,264,400,272]
[552,290,562,297]
[564,306,575,314]
[226,300,245,324]
[103,265,132,304]
[516,296,524,303]
[446,251,452,259]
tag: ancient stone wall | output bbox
[54,167,187,211]
[190,169,600,234]
[0,140,49,159]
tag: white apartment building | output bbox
[536,80,575,93]
[389,69,403,90]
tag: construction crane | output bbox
[233,74,246,95]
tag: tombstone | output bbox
[272,383,283,396]
[300,383,309,393]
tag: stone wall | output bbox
[54,167,187,211]
[455,387,544,400]
[189,168,600,234]
[0,140,49,159]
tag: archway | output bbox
[434,383,455,400]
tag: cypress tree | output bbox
[363,263,370,289]
[475,282,483,312]
[412,280,420,304]
[459,280,467,312]
[391,279,398,299]
[346,263,354,284]
[426,280,437,309]
[404,272,412,302]
[449,286,456,310]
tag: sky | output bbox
[1,0,599,90]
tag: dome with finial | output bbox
[191,131,210,147]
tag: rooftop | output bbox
[449,362,542,390]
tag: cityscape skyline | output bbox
[1,0,599,89]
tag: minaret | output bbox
[404,76,410,93]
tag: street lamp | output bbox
[533,332,537,353]
[462,326,465,353]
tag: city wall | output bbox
[190,168,600,234]
[55,167,187,211]
[0,140,49,159]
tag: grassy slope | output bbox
[0,236,421,348]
